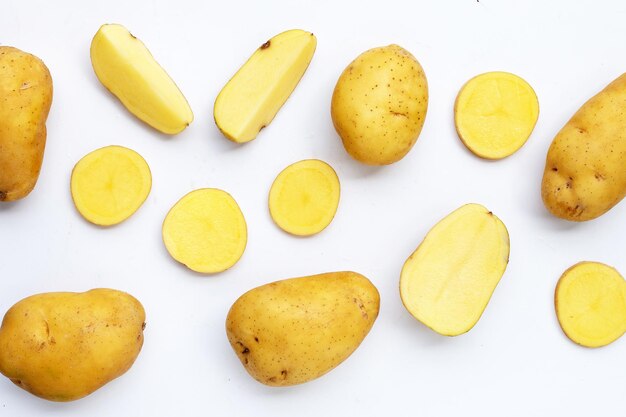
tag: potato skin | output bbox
[0,46,53,201]
[0,289,145,401]
[225,272,379,386]
[331,45,428,165]
[542,73,626,221]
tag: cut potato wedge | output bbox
[91,23,193,134]
[71,146,152,226]
[454,72,539,159]
[555,262,626,348]
[214,29,316,143]
[400,204,510,336]
[269,159,340,236]
[162,189,247,273]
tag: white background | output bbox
[1,0,625,415]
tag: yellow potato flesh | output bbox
[0,289,145,402]
[90,24,193,134]
[71,146,152,226]
[269,159,340,236]
[226,271,379,386]
[162,188,247,273]
[400,204,510,336]
[0,46,52,201]
[555,262,626,348]
[455,72,539,160]
[214,29,316,143]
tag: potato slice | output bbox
[454,72,539,159]
[214,29,316,143]
[400,204,510,336]
[555,262,626,348]
[71,146,152,226]
[269,159,340,236]
[162,189,247,273]
[90,24,193,134]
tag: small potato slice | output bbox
[454,72,539,159]
[269,159,340,236]
[400,204,510,336]
[162,189,247,273]
[71,146,152,226]
[555,262,626,348]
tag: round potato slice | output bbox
[269,159,340,236]
[71,145,152,226]
[454,72,539,159]
[555,262,626,348]
[162,188,247,273]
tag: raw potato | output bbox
[555,262,626,348]
[0,289,145,402]
[331,44,428,165]
[455,71,539,159]
[542,73,626,221]
[214,29,316,143]
[400,204,510,336]
[269,159,340,236]
[226,271,379,386]
[90,24,193,134]
[0,46,53,201]
[71,145,152,226]
[162,188,247,273]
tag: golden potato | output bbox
[0,289,145,401]
[331,44,428,165]
[226,271,379,386]
[0,46,52,201]
[400,204,510,336]
[542,73,626,221]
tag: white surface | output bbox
[1,0,625,415]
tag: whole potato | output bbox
[331,44,428,165]
[542,73,626,221]
[0,46,53,201]
[0,289,145,401]
[226,271,379,386]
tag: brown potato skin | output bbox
[0,46,52,201]
[542,74,626,221]
[331,45,428,165]
[226,272,379,386]
[0,289,145,402]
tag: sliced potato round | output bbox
[162,188,247,273]
[269,159,340,236]
[555,262,626,348]
[454,71,539,159]
[71,145,152,226]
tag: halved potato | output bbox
[269,159,340,236]
[400,204,510,336]
[71,146,151,226]
[454,72,539,159]
[162,188,247,273]
[91,23,193,134]
[555,262,626,348]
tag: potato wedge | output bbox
[71,146,152,226]
[90,24,193,134]
[455,72,539,159]
[214,29,316,143]
[162,189,247,273]
[269,159,340,236]
[400,204,510,336]
[555,262,626,348]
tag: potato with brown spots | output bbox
[331,44,428,165]
[0,289,145,401]
[542,73,626,221]
[0,46,53,201]
[225,271,379,386]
